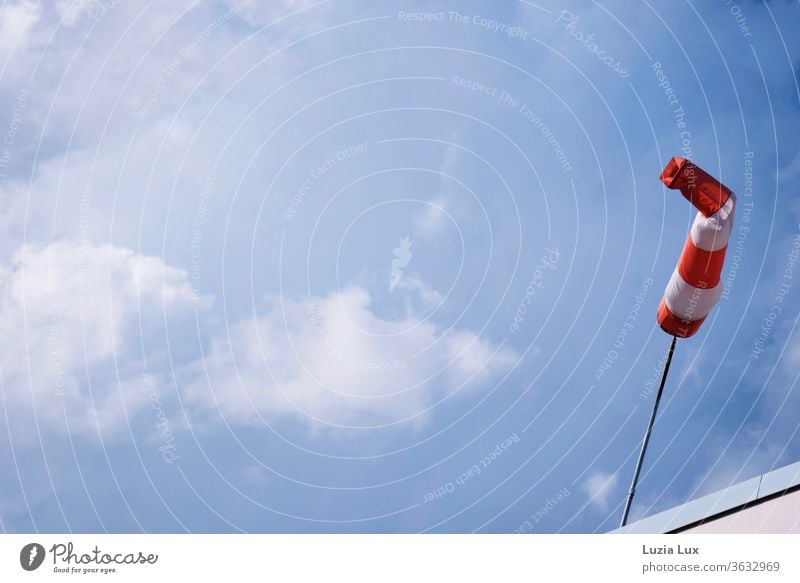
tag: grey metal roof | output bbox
[611,459,800,534]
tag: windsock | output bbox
[657,157,736,338]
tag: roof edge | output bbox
[610,459,800,534]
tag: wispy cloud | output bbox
[413,198,448,238]
[0,1,41,61]
[582,471,618,511]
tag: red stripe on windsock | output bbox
[660,157,732,217]
[657,297,705,339]
[677,235,728,289]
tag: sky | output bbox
[0,0,799,534]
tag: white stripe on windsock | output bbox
[689,195,736,252]
[663,268,723,321]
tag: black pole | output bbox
[620,335,677,527]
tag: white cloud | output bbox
[57,0,97,27]
[676,343,707,391]
[0,239,209,437]
[784,328,800,372]
[0,1,41,60]
[779,148,800,184]
[582,471,618,511]
[778,148,800,221]
[392,274,443,309]
[183,286,517,429]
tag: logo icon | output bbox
[390,236,413,291]
[20,543,46,571]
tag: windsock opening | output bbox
[660,157,732,218]
[659,156,687,189]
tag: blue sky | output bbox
[0,0,799,533]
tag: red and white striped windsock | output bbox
[657,157,736,338]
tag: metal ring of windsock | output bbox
[621,158,737,528]
[657,157,736,338]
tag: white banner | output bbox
[1,534,798,582]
